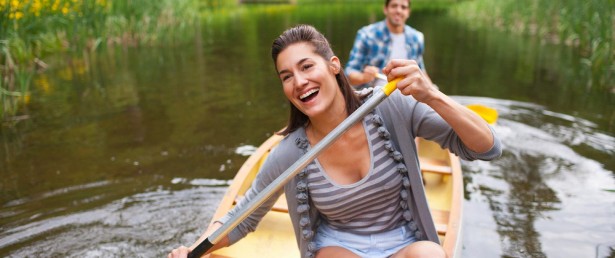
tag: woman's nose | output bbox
[294,73,308,88]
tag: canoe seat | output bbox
[419,158,452,175]
[431,209,449,235]
[234,194,289,213]
[272,194,289,212]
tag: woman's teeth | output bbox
[300,89,319,101]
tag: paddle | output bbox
[466,104,498,125]
[187,78,402,258]
[374,74,498,124]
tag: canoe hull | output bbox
[209,135,462,258]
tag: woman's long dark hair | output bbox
[272,24,361,136]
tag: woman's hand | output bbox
[382,59,436,104]
[168,245,191,258]
[383,60,495,153]
[168,222,224,258]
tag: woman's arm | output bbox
[382,59,494,153]
[167,136,302,258]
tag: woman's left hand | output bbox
[382,59,436,104]
[383,59,496,153]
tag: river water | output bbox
[1,4,614,258]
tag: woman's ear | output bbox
[329,56,341,74]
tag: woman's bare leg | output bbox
[315,246,360,258]
[391,241,447,258]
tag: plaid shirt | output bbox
[345,20,426,77]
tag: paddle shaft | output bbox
[187,79,399,258]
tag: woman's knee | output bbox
[393,241,447,258]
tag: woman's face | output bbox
[276,42,342,119]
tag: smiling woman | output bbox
[169,24,501,258]
[273,32,363,136]
[277,42,348,128]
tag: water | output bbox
[1,4,614,258]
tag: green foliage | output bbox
[296,0,455,11]
[201,0,236,9]
[449,0,614,92]
[0,0,201,121]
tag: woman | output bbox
[169,24,501,258]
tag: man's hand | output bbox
[361,65,380,83]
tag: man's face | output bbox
[384,0,410,28]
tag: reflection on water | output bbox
[1,4,614,258]
[454,97,615,258]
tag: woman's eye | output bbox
[302,64,313,70]
[281,74,292,81]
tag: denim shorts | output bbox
[314,222,417,258]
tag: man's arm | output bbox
[345,28,373,87]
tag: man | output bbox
[345,0,433,88]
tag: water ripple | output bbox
[1,184,227,257]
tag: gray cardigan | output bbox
[219,90,502,257]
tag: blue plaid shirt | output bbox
[345,20,426,77]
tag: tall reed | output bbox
[450,0,614,92]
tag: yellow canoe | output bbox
[209,135,463,258]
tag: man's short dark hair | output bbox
[385,0,411,7]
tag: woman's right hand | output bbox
[168,222,224,258]
[168,245,191,258]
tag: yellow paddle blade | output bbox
[466,104,498,125]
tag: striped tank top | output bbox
[307,112,407,235]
